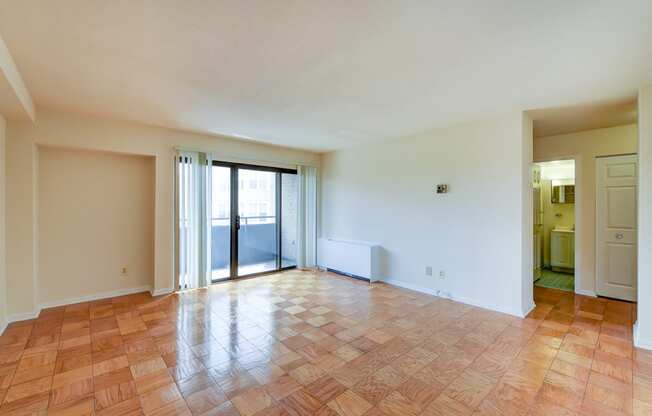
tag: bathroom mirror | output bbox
[551,184,575,204]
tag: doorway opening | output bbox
[530,100,639,303]
[533,159,576,292]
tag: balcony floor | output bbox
[211,258,296,280]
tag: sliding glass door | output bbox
[237,168,278,276]
[210,166,231,280]
[211,162,297,281]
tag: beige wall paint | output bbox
[6,132,37,316]
[0,115,6,329]
[534,124,637,295]
[6,109,319,316]
[320,112,533,317]
[38,147,154,305]
[636,85,652,349]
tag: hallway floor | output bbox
[535,269,575,292]
[0,270,644,415]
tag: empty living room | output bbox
[1,1,652,415]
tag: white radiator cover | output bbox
[317,238,380,282]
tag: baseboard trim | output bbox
[39,286,152,309]
[4,286,153,328]
[634,321,652,351]
[451,293,531,318]
[6,309,40,324]
[382,278,438,296]
[0,318,7,337]
[151,287,174,297]
[382,278,529,318]
[575,289,597,297]
[521,301,536,318]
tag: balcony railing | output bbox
[179,215,296,275]
[210,215,276,226]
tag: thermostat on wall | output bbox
[436,184,449,194]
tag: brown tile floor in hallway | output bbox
[0,269,647,415]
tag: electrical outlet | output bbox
[120,267,128,276]
[439,270,445,279]
[425,266,433,276]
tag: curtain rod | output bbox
[173,146,319,169]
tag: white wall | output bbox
[6,109,319,317]
[534,124,637,295]
[0,115,6,331]
[636,86,652,349]
[320,112,533,317]
[38,147,155,306]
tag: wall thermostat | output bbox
[436,184,449,194]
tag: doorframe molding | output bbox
[575,289,597,297]
[534,154,583,296]
[594,153,638,301]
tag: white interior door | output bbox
[596,154,638,301]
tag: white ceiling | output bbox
[0,67,24,120]
[530,99,638,138]
[0,1,650,152]
[0,34,34,121]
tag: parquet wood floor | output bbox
[0,270,646,415]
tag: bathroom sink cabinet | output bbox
[551,230,574,270]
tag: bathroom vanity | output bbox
[551,228,574,271]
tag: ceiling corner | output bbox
[0,33,35,122]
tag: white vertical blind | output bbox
[201,153,213,287]
[297,165,317,268]
[176,151,211,290]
